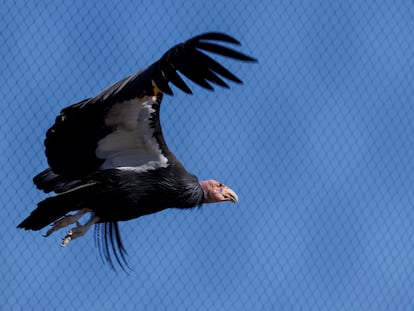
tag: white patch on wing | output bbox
[96,98,169,171]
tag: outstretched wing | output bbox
[43,32,256,179]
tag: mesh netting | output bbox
[2,1,414,310]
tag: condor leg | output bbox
[45,208,92,237]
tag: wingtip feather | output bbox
[193,32,241,45]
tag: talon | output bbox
[60,235,72,247]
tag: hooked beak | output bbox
[200,180,239,204]
[223,186,238,203]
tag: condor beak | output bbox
[223,186,238,203]
[200,180,239,204]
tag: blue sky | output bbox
[2,1,414,310]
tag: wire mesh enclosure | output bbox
[2,1,414,310]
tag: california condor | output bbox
[17,32,256,269]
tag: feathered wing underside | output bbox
[44,32,256,179]
[95,95,169,172]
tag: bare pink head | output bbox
[199,180,238,204]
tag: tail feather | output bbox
[17,196,73,230]
[17,182,99,231]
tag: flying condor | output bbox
[17,32,256,269]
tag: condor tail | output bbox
[17,182,98,231]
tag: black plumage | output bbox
[18,32,256,269]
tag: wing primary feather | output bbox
[95,222,129,271]
[113,223,128,259]
[151,32,255,93]
[191,32,241,45]
[109,222,129,272]
[94,224,102,257]
[165,49,216,90]
[151,62,174,95]
[161,65,193,94]
[204,70,230,88]
[92,32,254,100]
[103,223,116,270]
[115,225,129,272]
[196,42,257,62]
[95,224,108,268]
[192,49,243,83]
[109,223,118,268]
[177,68,215,90]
